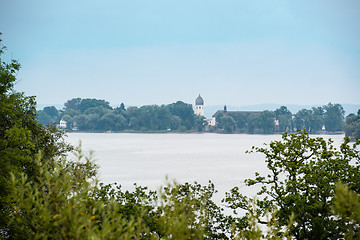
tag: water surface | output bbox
[65,133,345,198]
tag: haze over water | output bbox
[66,133,345,198]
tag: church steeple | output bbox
[195,94,204,105]
[195,94,205,116]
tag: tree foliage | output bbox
[345,110,360,139]
[7,130,360,239]
[48,99,198,132]
[39,97,352,134]
[294,109,312,132]
[0,33,71,232]
[333,182,360,239]
[219,115,236,133]
[193,114,207,132]
[275,106,292,132]
[7,145,230,239]
[323,103,345,132]
[258,110,275,134]
[168,101,194,130]
[213,104,345,134]
[224,130,360,239]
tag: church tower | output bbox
[195,94,204,116]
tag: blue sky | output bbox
[0,0,359,107]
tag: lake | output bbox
[65,133,345,200]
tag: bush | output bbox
[224,130,360,239]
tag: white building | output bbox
[194,94,205,116]
[194,95,217,127]
[59,119,67,129]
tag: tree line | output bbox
[38,98,360,138]
[38,98,204,132]
[345,109,360,139]
[1,33,360,239]
[215,103,346,134]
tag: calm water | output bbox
[65,133,345,199]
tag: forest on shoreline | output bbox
[38,97,360,138]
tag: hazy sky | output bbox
[1,0,359,107]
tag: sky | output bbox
[0,0,359,108]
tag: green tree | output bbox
[274,106,292,132]
[119,102,126,111]
[138,105,172,130]
[74,114,88,131]
[39,106,59,125]
[37,110,53,126]
[43,106,58,118]
[85,113,101,131]
[114,103,126,114]
[158,181,228,239]
[344,110,360,139]
[79,98,112,113]
[8,145,229,239]
[228,112,247,131]
[294,109,312,131]
[294,107,324,133]
[170,115,181,130]
[323,102,345,132]
[0,34,70,233]
[247,113,260,134]
[126,107,141,130]
[258,110,275,134]
[62,107,81,118]
[219,115,236,133]
[128,117,139,130]
[193,114,207,132]
[224,130,360,239]
[100,112,127,131]
[8,149,155,239]
[61,114,75,130]
[309,106,324,133]
[84,106,111,118]
[64,97,81,111]
[168,101,195,130]
[157,105,172,130]
[332,182,360,239]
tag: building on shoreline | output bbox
[211,106,262,127]
[58,119,67,129]
[194,94,204,116]
[195,95,264,127]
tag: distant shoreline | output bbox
[64,130,345,135]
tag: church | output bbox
[194,94,216,126]
[194,94,205,116]
[194,95,262,127]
